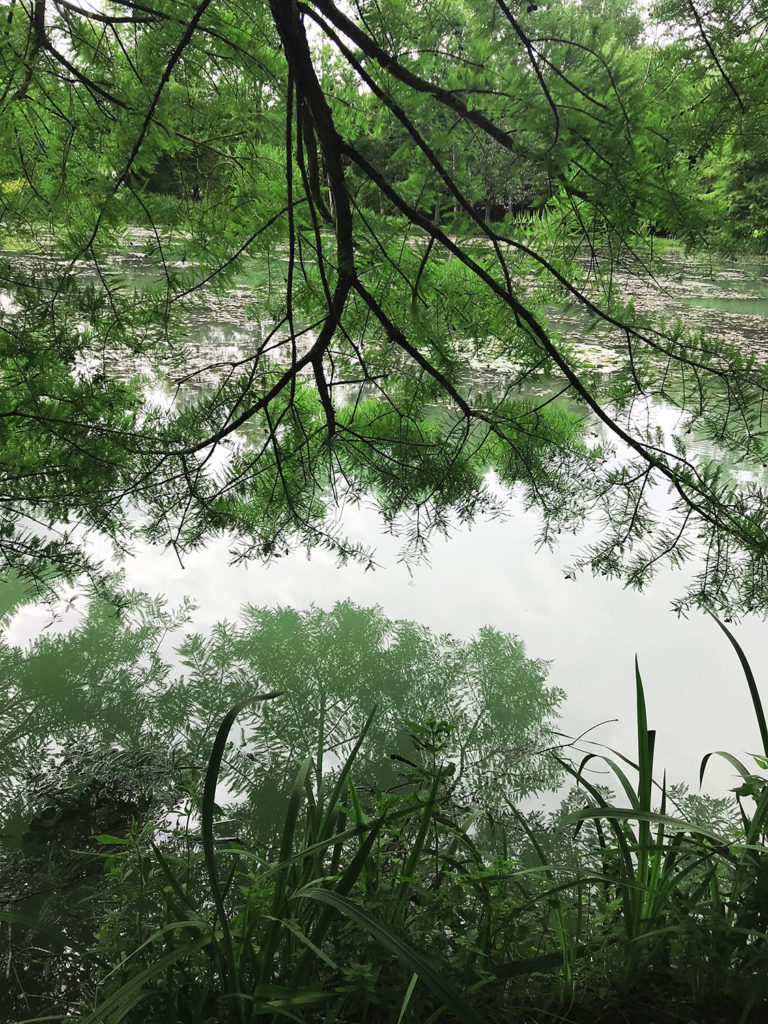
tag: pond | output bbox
[5,244,768,802]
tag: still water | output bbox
[7,246,768,800]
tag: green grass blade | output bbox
[202,704,247,1012]
[700,748,753,830]
[397,972,419,1024]
[0,909,87,954]
[492,951,568,978]
[292,814,385,989]
[634,659,655,926]
[260,755,312,982]
[202,694,282,1019]
[295,887,486,1024]
[562,806,729,845]
[395,770,442,914]
[557,755,636,882]
[591,754,641,812]
[710,613,768,758]
[268,915,340,971]
[319,706,377,839]
[78,935,209,1024]
[150,842,200,917]
[634,658,655,815]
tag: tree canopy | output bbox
[1,0,768,612]
[0,591,563,830]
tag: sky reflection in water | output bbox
[6,249,768,803]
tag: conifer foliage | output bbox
[1,0,767,611]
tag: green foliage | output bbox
[2,616,768,1022]
[180,600,564,803]
[0,591,564,820]
[0,589,563,1018]
[0,0,766,611]
[562,662,722,992]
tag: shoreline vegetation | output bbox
[1,596,767,1023]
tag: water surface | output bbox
[6,246,768,800]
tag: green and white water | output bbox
[5,245,768,800]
